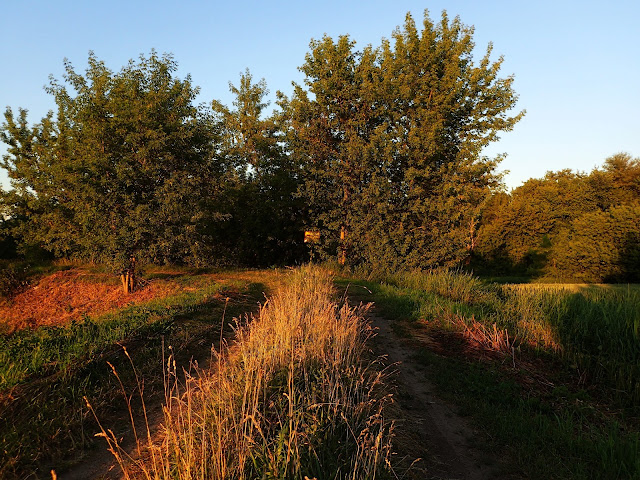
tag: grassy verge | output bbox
[413,348,640,480]
[0,270,272,479]
[97,266,393,479]
[348,270,640,406]
[337,271,640,480]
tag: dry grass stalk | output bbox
[452,314,519,359]
[91,266,393,479]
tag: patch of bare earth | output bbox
[369,309,505,480]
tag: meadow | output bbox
[2,263,639,479]
[0,265,393,479]
[368,270,640,405]
[338,268,640,479]
[0,265,279,478]
[97,266,392,479]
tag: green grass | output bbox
[341,270,640,406]
[0,272,269,479]
[413,348,640,480]
[337,269,640,479]
[0,282,226,389]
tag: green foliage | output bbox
[475,170,596,273]
[212,71,305,266]
[0,215,18,260]
[1,51,227,276]
[551,204,640,282]
[1,13,635,283]
[475,153,640,281]
[286,11,523,269]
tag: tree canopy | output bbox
[3,10,637,285]
[474,153,640,281]
[286,11,523,270]
[1,52,226,291]
[211,70,304,266]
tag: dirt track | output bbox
[369,309,504,480]
[60,296,503,480]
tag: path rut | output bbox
[369,311,502,479]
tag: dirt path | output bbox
[369,310,502,480]
[59,284,500,480]
[58,317,253,479]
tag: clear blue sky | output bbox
[1,0,638,190]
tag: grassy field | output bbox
[0,265,393,479]
[0,265,283,478]
[2,263,639,479]
[98,266,392,479]
[338,269,640,479]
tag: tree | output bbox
[285,35,380,265]
[551,204,640,282]
[474,154,640,278]
[588,152,640,209]
[286,10,523,270]
[476,170,597,272]
[1,52,225,292]
[212,70,304,265]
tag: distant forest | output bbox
[1,11,638,284]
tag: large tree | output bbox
[1,52,225,292]
[286,10,523,269]
[212,71,304,265]
[286,35,381,265]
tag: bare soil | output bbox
[369,309,505,480]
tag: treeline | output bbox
[474,155,640,282]
[0,10,637,285]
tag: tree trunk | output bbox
[339,185,349,265]
[339,225,347,265]
[120,257,137,294]
[120,273,129,294]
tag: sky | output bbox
[1,0,638,191]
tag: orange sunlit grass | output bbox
[0,268,183,333]
[93,266,393,479]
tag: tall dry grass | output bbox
[94,266,393,479]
